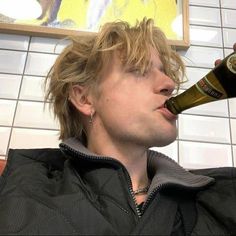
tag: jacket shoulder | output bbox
[191,167,236,234]
[190,166,236,179]
[0,148,67,192]
[5,148,66,174]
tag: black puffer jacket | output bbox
[0,138,236,235]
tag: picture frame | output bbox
[0,0,189,49]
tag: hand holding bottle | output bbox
[215,43,236,66]
[165,43,236,115]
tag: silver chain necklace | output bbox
[133,185,150,195]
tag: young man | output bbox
[0,18,236,235]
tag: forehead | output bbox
[110,47,163,69]
[149,47,162,65]
[98,48,163,85]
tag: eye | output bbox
[127,68,148,77]
[158,66,166,74]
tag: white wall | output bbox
[0,0,236,169]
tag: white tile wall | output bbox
[14,101,59,129]
[182,100,229,117]
[0,100,16,126]
[231,119,236,144]
[233,145,236,165]
[19,76,45,101]
[0,127,11,155]
[151,141,178,162]
[0,34,29,50]
[0,2,236,170]
[189,25,223,47]
[179,114,230,143]
[221,9,236,28]
[189,0,220,7]
[179,46,223,68]
[9,128,60,149]
[223,28,236,48]
[179,141,232,169]
[30,37,69,53]
[25,52,58,76]
[182,67,209,89]
[229,99,236,118]
[220,0,236,9]
[224,48,235,56]
[0,50,27,74]
[0,74,22,99]
[189,6,221,26]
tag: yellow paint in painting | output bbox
[57,0,89,29]
[58,0,177,38]
[98,0,178,38]
[154,0,178,38]
[15,0,178,39]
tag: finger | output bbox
[214,59,222,66]
[215,43,235,66]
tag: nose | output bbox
[155,74,175,96]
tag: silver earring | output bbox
[89,111,94,124]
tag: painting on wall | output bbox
[0,0,189,48]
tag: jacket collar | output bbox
[60,138,215,193]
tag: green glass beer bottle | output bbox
[165,52,236,115]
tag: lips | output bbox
[159,107,178,120]
[156,103,178,121]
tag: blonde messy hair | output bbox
[45,18,185,141]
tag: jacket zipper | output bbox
[60,143,143,217]
[142,182,203,214]
[125,170,143,218]
[142,185,163,213]
[60,144,200,218]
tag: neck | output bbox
[87,132,150,193]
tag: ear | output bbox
[69,85,94,116]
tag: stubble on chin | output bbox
[148,126,178,148]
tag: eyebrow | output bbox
[150,61,164,72]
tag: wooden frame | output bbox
[168,0,189,49]
[0,0,189,49]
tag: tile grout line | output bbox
[5,37,32,158]
[189,3,236,11]
[219,0,235,167]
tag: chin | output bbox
[156,139,176,147]
[150,131,178,147]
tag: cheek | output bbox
[100,96,130,117]
[95,93,138,129]
[98,86,133,110]
[95,80,152,125]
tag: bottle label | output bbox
[196,77,224,99]
[227,54,236,74]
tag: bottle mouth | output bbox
[232,60,236,71]
[227,54,236,74]
[164,98,179,115]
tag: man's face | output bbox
[93,48,178,148]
